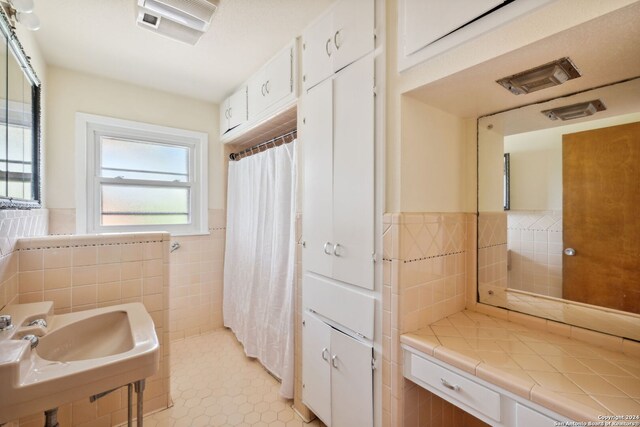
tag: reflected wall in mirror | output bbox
[0,8,41,208]
[478,78,640,338]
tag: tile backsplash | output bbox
[507,210,563,297]
[46,208,226,341]
[382,212,474,427]
[8,232,171,427]
[0,209,48,310]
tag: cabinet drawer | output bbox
[517,404,557,427]
[409,353,501,422]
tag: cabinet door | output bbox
[332,0,375,73]
[403,0,503,56]
[219,97,230,136]
[263,46,293,111]
[247,70,267,121]
[330,329,373,427]
[302,311,332,426]
[302,78,333,278]
[331,54,375,289]
[227,86,247,130]
[302,10,334,92]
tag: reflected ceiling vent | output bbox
[136,0,219,45]
[541,99,606,121]
[496,58,581,95]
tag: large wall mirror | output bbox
[0,8,41,208]
[478,78,640,340]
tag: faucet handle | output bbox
[22,334,39,349]
[27,318,47,328]
[0,314,12,331]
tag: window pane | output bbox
[101,184,189,226]
[100,137,189,182]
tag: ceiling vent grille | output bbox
[496,57,581,95]
[136,0,218,45]
[541,99,606,121]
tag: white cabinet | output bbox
[248,43,294,121]
[302,54,374,290]
[301,0,374,91]
[397,0,554,71]
[403,0,503,56]
[302,311,373,427]
[404,347,567,427]
[219,86,247,136]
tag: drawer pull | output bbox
[440,378,460,392]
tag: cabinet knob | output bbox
[323,242,333,255]
[331,354,339,369]
[265,80,270,94]
[228,107,232,118]
[325,38,332,57]
[564,248,576,256]
[334,30,342,50]
[332,243,342,257]
[321,348,329,362]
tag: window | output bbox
[1,100,34,200]
[76,113,208,235]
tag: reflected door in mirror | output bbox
[563,121,640,313]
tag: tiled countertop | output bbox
[401,310,640,422]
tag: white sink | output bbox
[0,302,159,424]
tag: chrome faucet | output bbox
[22,334,39,349]
[27,318,47,328]
[0,314,12,331]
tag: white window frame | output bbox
[76,113,208,236]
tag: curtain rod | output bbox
[229,129,297,161]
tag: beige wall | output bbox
[399,96,474,212]
[44,66,224,211]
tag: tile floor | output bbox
[145,329,323,427]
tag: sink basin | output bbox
[37,310,134,362]
[0,302,159,424]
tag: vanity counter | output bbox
[401,310,640,423]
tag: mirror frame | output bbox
[0,7,41,209]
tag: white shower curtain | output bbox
[223,141,297,398]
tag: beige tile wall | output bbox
[46,208,226,341]
[507,210,563,297]
[167,210,226,341]
[477,212,508,302]
[0,209,49,311]
[383,212,483,427]
[9,232,171,427]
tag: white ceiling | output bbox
[33,0,332,103]
[408,2,640,118]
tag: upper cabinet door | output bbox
[331,54,375,290]
[227,86,247,130]
[302,10,334,92]
[302,311,333,427]
[247,70,266,121]
[330,329,373,427]
[263,46,293,110]
[331,0,375,72]
[302,78,334,278]
[219,97,230,136]
[403,0,503,55]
